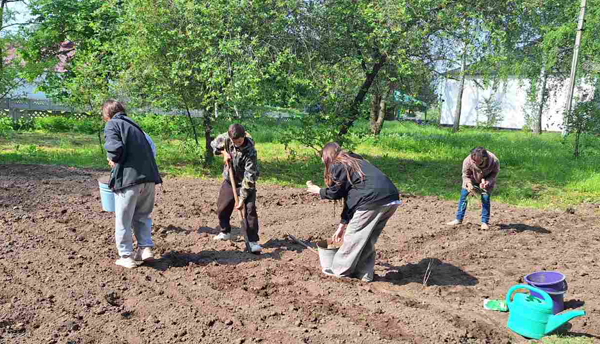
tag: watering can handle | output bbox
[506,284,553,308]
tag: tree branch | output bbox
[1,20,35,30]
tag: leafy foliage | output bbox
[22,0,124,110]
[565,94,600,157]
[476,95,503,128]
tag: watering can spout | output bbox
[545,310,586,335]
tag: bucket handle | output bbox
[506,284,553,309]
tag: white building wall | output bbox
[440,77,596,131]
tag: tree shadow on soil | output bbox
[378,258,478,287]
[156,225,194,236]
[198,226,216,235]
[158,225,250,237]
[147,248,284,271]
[262,237,317,255]
[498,223,551,234]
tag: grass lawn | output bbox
[541,335,595,344]
[2,120,600,209]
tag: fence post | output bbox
[9,100,17,124]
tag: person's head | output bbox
[321,142,364,187]
[101,99,126,122]
[228,123,246,147]
[470,146,489,167]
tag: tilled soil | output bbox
[0,164,598,344]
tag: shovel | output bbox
[228,163,251,253]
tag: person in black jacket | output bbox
[103,100,162,269]
[307,142,400,282]
[210,124,262,253]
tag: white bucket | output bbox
[98,177,115,212]
[316,239,339,270]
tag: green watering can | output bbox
[506,284,586,339]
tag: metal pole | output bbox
[562,0,587,137]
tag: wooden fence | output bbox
[0,98,75,122]
[0,98,208,122]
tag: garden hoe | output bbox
[229,163,251,253]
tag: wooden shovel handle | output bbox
[288,234,319,256]
[228,163,245,220]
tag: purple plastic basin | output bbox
[524,271,568,314]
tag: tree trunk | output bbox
[574,130,580,158]
[203,109,213,165]
[183,102,200,146]
[374,97,386,136]
[97,130,103,155]
[369,94,380,133]
[452,44,468,133]
[0,1,6,75]
[337,54,387,144]
[534,66,548,135]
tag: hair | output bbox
[101,99,126,119]
[228,123,246,139]
[321,142,365,187]
[470,146,489,166]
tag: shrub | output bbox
[0,116,13,135]
[73,118,103,134]
[130,114,189,137]
[35,116,73,131]
[12,116,36,131]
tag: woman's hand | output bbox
[306,181,320,194]
[107,158,115,169]
[332,223,346,243]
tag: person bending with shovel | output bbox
[210,124,262,253]
[306,142,400,282]
[446,146,500,230]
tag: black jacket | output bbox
[319,160,399,224]
[104,113,162,191]
[210,132,259,200]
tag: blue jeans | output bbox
[114,183,155,257]
[455,188,491,224]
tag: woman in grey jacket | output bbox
[103,100,162,268]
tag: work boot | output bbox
[134,247,154,263]
[213,232,231,241]
[446,219,462,226]
[481,223,490,230]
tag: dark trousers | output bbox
[216,180,260,242]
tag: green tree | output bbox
[21,0,124,151]
[118,0,299,164]
[0,0,32,100]
[492,0,600,136]
[283,0,519,146]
